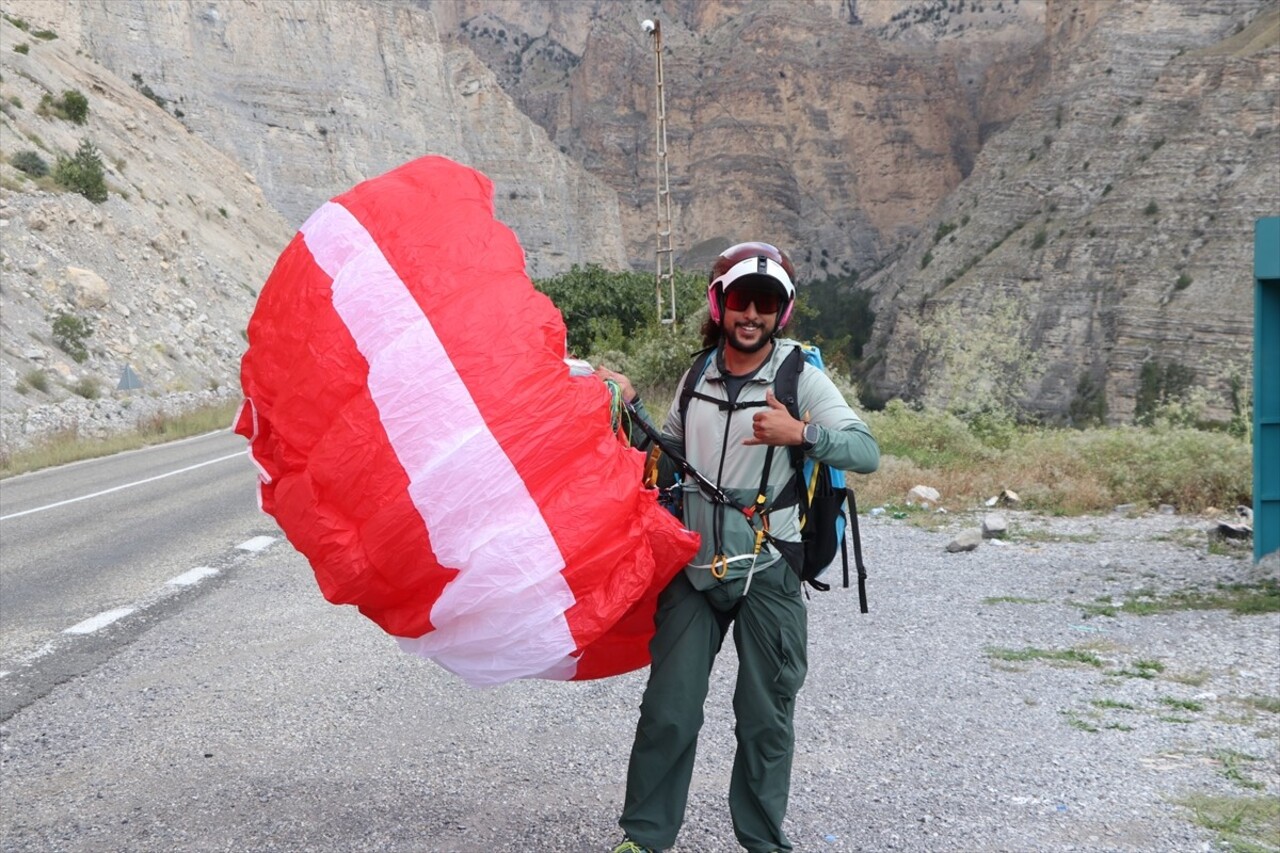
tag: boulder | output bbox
[982,513,1009,539]
[65,266,110,309]
[946,528,983,553]
[908,485,941,505]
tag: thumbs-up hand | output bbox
[743,389,805,446]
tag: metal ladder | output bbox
[648,19,677,325]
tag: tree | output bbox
[53,138,107,203]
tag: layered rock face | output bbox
[860,0,1279,423]
[1,0,1275,442]
[11,0,627,278]
[0,0,625,445]
[444,0,1046,276]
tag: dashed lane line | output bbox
[0,537,276,680]
[167,566,219,587]
[64,607,137,635]
[237,535,276,552]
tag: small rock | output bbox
[982,513,1008,539]
[946,529,983,553]
[907,484,941,504]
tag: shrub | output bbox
[1068,372,1107,427]
[71,376,100,399]
[1031,228,1047,249]
[921,250,933,269]
[36,89,88,123]
[53,139,108,203]
[51,311,94,362]
[535,264,703,359]
[1175,272,1192,290]
[12,42,28,54]
[60,89,88,124]
[1144,201,1159,216]
[10,149,48,177]
[23,368,49,393]
[1135,360,1195,425]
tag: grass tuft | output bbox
[1176,793,1279,851]
[985,646,1105,667]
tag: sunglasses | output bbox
[724,288,782,314]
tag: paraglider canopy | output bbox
[235,155,697,686]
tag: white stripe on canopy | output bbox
[300,201,578,684]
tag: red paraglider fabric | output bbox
[235,155,698,685]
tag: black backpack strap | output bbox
[847,489,868,613]
[678,347,716,425]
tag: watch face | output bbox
[804,423,819,446]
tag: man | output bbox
[598,242,880,853]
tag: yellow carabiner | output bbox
[711,554,729,579]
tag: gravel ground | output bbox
[1,509,1277,852]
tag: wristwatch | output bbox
[801,422,820,452]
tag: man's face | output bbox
[722,284,782,354]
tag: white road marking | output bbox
[236,536,276,552]
[64,607,136,635]
[166,566,219,587]
[0,452,244,522]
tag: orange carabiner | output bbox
[711,554,729,579]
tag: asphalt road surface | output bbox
[0,430,273,716]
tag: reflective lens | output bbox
[724,288,781,314]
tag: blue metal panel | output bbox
[1256,217,1280,561]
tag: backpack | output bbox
[676,344,869,611]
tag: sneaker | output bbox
[611,840,657,853]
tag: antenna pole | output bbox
[645,19,677,325]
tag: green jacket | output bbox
[635,339,880,591]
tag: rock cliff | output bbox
[861,0,1278,423]
[1,0,1276,450]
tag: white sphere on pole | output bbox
[641,19,655,33]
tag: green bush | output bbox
[867,399,995,469]
[10,149,48,177]
[60,89,88,124]
[36,89,88,123]
[52,311,94,362]
[1135,360,1195,425]
[53,139,107,203]
[12,42,28,54]
[535,264,703,359]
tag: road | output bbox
[0,430,275,716]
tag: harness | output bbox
[679,346,806,579]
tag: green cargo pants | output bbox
[619,558,808,853]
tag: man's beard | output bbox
[725,321,774,354]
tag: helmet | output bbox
[707,241,797,328]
